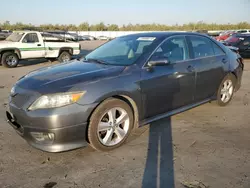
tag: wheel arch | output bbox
[112,95,139,129]
[0,48,21,59]
[58,47,73,57]
[230,71,237,81]
[85,94,140,143]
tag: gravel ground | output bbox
[0,41,249,188]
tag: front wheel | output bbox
[88,98,134,151]
[216,74,236,106]
[1,52,19,68]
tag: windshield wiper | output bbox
[84,58,108,65]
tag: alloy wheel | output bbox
[220,79,234,103]
[97,107,130,146]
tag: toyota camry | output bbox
[6,32,243,152]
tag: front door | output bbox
[20,33,45,59]
[140,36,195,119]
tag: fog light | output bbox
[30,132,55,143]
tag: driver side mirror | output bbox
[146,59,170,72]
[148,59,170,67]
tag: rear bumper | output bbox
[73,49,81,55]
[6,102,98,152]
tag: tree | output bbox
[1,21,250,32]
[78,22,89,31]
[96,22,106,31]
[107,24,119,31]
[2,21,11,30]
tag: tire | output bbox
[88,98,134,151]
[216,74,236,106]
[1,52,19,68]
[58,51,71,63]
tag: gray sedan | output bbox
[6,32,243,152]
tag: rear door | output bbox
[187,35,228,102]
[20,33,45,59]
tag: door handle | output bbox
[187,65,195,72]
[222,58,227,64]
[37,44,41,46]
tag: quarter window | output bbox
[189,36,214,58]
[150,36,189,63]
[211,42,225,55]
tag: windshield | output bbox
[6,32,24,42]
[85,36,157,66]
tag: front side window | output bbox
[22,33,39,43]
[150,36,189,63]
[85,36,157,65]
[189,36,214,58]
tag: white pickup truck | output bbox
[0,31,81,68]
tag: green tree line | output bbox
[1,21,250,31]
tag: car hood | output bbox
[0,41,18,47]
[16,60,126,93]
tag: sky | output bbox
[0,0,250,26]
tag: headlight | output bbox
[28,91,85,111]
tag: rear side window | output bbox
[189,36,214,58]
[238,30,247,33]
[211,42,225,56]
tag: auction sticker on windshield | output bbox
[137,37,156,41]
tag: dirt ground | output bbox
[0,41,250,188]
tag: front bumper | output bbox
[6,102,98,152]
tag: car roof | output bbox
[236,34,250,37]
[120,31,209,38]
[14,30,39,33]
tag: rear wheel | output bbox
[1,52,19,68]
[58,51,71,63]
[46,58,57,62]
[88,98,134,151]
[216,74,236,106]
